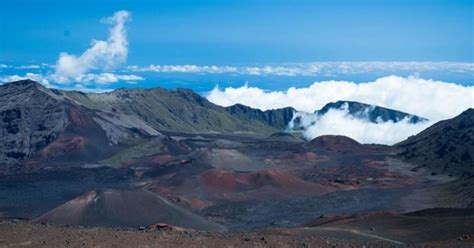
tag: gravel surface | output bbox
[1,221,472,248]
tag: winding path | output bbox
[320,227,406,245]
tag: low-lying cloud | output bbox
[207,75,474,144]
[128,61,474,76]
[0,73,51,86]
[67,73,143,84]
[55,10,130,81]
[207,75,473,121]
[0,72,143,87]
[128,64,304,76]
[16,64,41,69]
[288,109,431,145]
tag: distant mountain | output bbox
[316,101,428,123]
[0,80,277,163]
[397,108,474,175]
[225,104,295,129]
[0,80,161,163]
[290,100,428,130]
[63,87,276,134]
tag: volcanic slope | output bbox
[63,87,277,134]
[305,208,474,244]
[34,188,224,231]
[397,108,474,175]
[225,103,295,129]
[0,80,159,163]
[0,80,282,163]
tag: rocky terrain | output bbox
[397,108,474,175]
[0,80,279,164]
[289,100,428,131]
[1,218,471,248]
[315,100,428,124]
[34,189,225,231]
[225,103,295,129]
[64,87,277,134]
[0,80,68,163]
[0,80,473,247]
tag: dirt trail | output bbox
[320,227,406,245]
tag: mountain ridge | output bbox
[290,100,428,131]
[0,80,279,163]
[397,108,474,175]
[0,79,464,166]
[315,100,428,124]
[225,103,295,130]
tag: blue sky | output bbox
[0,0,472,92]
[2,0,473,63]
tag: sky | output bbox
[1,0,473,63]
[0,0,473,90]
[0,0,473,144]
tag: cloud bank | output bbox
[17,64,41,69]
[128,64,302,76]
[128,62,474,76]
[0,72,143,87]
[207,75,474,144]
[288,109,431,145]
[207,75,473,121]
[55,10,130,81]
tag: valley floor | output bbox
[1,220,473,248]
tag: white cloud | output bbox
[41,63,54,68]
[55,10,130,80]
[0,72,142,87]
[0,11,139,88]
[129,64,240,74]
[290,108,431,145]
[74,73,144,84]
[69,83,114,93]
[128,61,474,76]
[207,75,474,122]
[17,64,41,69]
[0,73,50,86]
[207,75,474,144]
[128,64,310,76]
